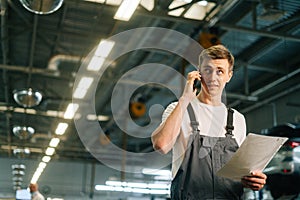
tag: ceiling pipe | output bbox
[241,84,300,113]
[229,67,300,108]
[1,0,9,64]
[47,54,82,72]
[0,64,58,76]
[1,0,12,157]
[251,67,300,96]
[27,14,38,87]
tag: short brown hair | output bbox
[198,44,234,71]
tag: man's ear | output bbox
[227,70,233,83]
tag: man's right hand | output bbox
[182,71,201,101]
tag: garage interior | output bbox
[1,0,300,199]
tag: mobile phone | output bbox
[193,72,201,91]
[193,79,201,91]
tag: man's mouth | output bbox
[207,84,219,88]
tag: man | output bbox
[29,183,45,200]
[151,44,267,199]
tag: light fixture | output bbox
[85,0,105,3]
[55,123,68,135]
[31,171,42,183]
[95,40,115,57]
[12,164,26,171]
[19,0,64,15]
[13,186,22,191]
[13,126,35,140]
[140,0,154,11]
[95,181,170,195]
[168,0,187,17]
[38,162,47,170]
[49,138,60,147]
[12,170,25,176]
[13,181,22,186]
[114,0,140,21]
[142,168,172,176]
[73,77,94,99]
[87,40,115,71]
[87,56,105,71]
[42,156,51,163]
[13,88,42,108]
[45,147,55,156]
[12,177,23,182]
[64,103,79,119]
[198,0,208,6]
[86,114,110,121]
[13,148,30,157]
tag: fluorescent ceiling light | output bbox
[106,0,122,6]
[114,0,140,21]
[84,0,105,3]
[46,110,64,118]
[73,88,88,99]
[31,172,41,184]
[39,162,47,169]
[95,40,115,58]
[184,2,215,20]
[126,182,148,188]
[154,175,172,180]
[105,180,170,190]
[42,156,51,163]
[198,0,208,6]
[95,184,169,194]
[55,123,68,135]
[14,108,25,113]
[64,103,79,119]
[97,115,110,121]
[106,180,124,187]
[86,114,110,121]
[87,56,105,71]
[36,167,44,174]
[77,77,94,90]
[25,109,36,114]
[142,168,171,176]
[168,0,187,16]
[168,7,185,16]
[140,0,154,11]
[49,138,60,147]
[95,185,115,191]
[148,183,170,189]
[45,147,55,156]
[73,77,94,99]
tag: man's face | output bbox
[199,58,232,97]
[29,184,36,193]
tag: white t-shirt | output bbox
[32,191,45,200]
[162,98,246,178]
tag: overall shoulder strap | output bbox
[187,103,199,133]
[225,107,234,136]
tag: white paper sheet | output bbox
[216,133,288,181]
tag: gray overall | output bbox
[171,104,244,200]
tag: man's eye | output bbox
[217,70,224,75]
[204,69,211,74]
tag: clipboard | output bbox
[216,133,288,181]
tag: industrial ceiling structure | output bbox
[1,0,300,199]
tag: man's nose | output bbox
[209,70,218,80]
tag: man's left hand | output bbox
[241,171,267,191]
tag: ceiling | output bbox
[1,0,300,199]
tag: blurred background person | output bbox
[29,183,45,200]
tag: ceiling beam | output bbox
[218,23,300,43]
[241,84,300,113]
